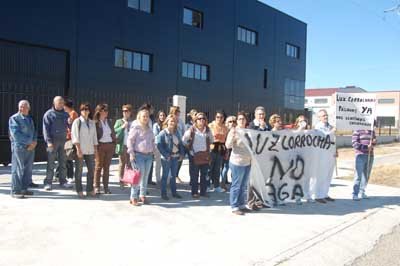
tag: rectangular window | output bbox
[182,61,209,81]
[377,116,395,127]
[314,98,328,104]
[183,7,203,28]
[114,48,152,72]
[263,69,268,89]
[284,78,305,109]
[123,51,132,69]
[182,62,188,77]
[133,52,142,70]
[114,49,124,67]
[237,26,257,45]
[286,43,300,58]
[377,98,395,104]
[142,54,150,71]
[128,0,152,13]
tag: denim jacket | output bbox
[156,129,185,160]
[9,113,37,148]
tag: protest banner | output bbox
[239,129,336,205]
[334,93,376,131]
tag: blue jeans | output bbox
[11,145,35,193]
[75,154,95,193]
[161,157,179,196]
[44,141,67,185]
[353,154,374,196]
[229,163,250,211]
[131,153,153,199]
[209,152,223,188]
[221,158,230,184]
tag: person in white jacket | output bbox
[71,102,98,198]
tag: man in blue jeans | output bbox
[42,96,72,191]
[9,100,37,198]
[352,129,376,201]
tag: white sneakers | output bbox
[352,195,361,201]
[353,193,369,201]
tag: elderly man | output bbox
[249,106,271,131]
[312,109,336,203]
[42,96,72,191]
[9,100,37,198]
[247,106,271,209]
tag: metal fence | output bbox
[1,89,313,138]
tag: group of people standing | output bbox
[8,97,376,216]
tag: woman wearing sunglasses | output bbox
[94,103,116,194]
[114,104,134,187]
[220,116,236,190]
[183,112,214,198]
[71,103,98,198]
[226,112,252,215]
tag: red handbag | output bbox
[121,163,141,185]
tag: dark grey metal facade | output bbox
[0,0,307,164]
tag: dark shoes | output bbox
[325,196,335,202]
[240,208,252,213]
[11,192,25,199]
[172,194,182,199]
[232,210,245,215]
[315,199,327,204]
[23,190,34,196]
[148,181,157,186]
[192,194,200,199]
[162,195,170,201]
[29,182,39,188]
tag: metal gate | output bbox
[0,39,68,165]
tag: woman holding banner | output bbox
[226,112,252,215]
[293,115,310,205]
[269,114,283,131]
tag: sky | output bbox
[261,0,400,91]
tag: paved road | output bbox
[352,225,400,266]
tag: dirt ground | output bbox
[338,142,400,188]
[338,142,400,160]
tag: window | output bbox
[237,26,257,45]
[183,7,203,28]
[263,69,268,89]
[114,49,123,67]
[286,43,300,58]
[378,98,395,104]
[182,61,209,81]
[377,116,395,127]
[314,98,328,104]
[114,48,152,72]
[128,0,152,13]
[284,78,305,109]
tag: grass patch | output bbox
[338,165,400,188]
[338,142,400,161]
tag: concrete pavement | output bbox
[0,160,399,266]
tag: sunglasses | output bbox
[216,116,223,119]
[122,110,130,112]
[81,108,90,111]
[197,117,206,121]
[227,120,236,123]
